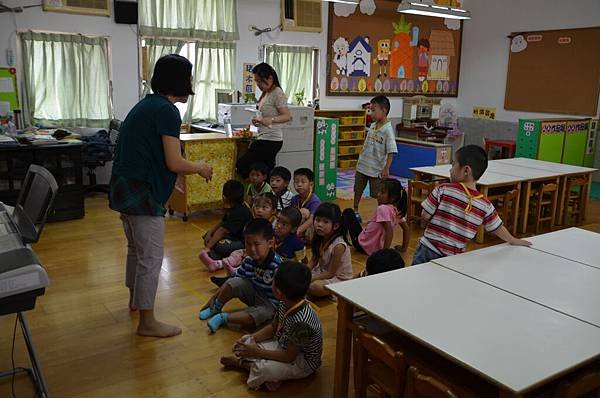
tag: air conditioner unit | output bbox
[281,0,322,33]
[42,0,110,17]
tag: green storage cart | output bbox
[583,119,598,168]
[516,119,566,163]
[563,119,590,166]
[314,117,338,201]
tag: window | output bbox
[20,31,112,128]
[264,45,319,105]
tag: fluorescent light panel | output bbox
[324,0,359,4]
[398,1,471,20]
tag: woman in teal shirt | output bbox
[110,54,212,338]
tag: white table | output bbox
[329,263,600,398]
[526,227,600,270]
[431,245,600,327]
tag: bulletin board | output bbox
[504,27,600,116]
[326,0,463,97]
[0,67,20,115]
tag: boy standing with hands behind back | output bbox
[353,95,397,222]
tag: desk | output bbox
[526,227,600,270]
[431,244,600,327]
[411,165,523,241]
[328,263,600,398]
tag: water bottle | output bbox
[224,113,232,137]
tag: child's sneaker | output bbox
[199,250,224,272]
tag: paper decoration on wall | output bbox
[332,37,350,76]
[348,36,371,77]
[327,1,462,97]
[334,3,357,17]
[243,63,256,95]
[417,39,430,82]
[472,106,496,120]
[373,39,391,78]
[526,34,542,42]
[558,36,571,44]
[0,67,19,113]
[510,35,527,52]
[390,16,415,79]
[359,0,376,15]
[444,19,461,30]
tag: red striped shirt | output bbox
[420,183,502,256]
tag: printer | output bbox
[218,103,257,128]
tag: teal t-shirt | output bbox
[111,94,181,205]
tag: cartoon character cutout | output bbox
[510,35,527,53]
[417,38,430,82]
[332,37,350,76]
[373,39,391,79]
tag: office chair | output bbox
[83,119,121,195]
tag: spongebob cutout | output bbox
[373,39,391,78]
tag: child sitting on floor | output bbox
[343,178,410,255]
[220,261,323,391]
[200,192,278,274]
[202,180,253,260]
[246,162,273,207]
[308,203,352,298]
[290,168,321,240]
[269,166,294,211]
[412,145,531,265]
[275,207,305,261]
[199,219,282,333]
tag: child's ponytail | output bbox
[383,178,408,217]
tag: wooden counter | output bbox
[167,133,247,220]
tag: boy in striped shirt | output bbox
[220,261,322,391]
[199,219,282,332]
[412,145,531,265]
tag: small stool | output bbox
[532,182,559,234]
[495,189,519,235]
[484,139,516,159]
[404,366,461,398]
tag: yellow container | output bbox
[340,116,366,126]
[338,159,358,169]
[338,145,362,155]
[340,130,365,140]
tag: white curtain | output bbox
[266,45,315,104]
[139,0,239,41]
[183,41,236,122]
[142,38,186,96]
[20,31,111,128]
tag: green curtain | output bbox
[266,45,314,104]
[20,31,111,128]
[142,38,186,96]
[139,0,239,41]
[184,41,236,122]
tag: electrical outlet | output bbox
[248,24,257,32]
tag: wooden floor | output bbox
[1,194,599,397]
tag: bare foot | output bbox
[128,289,137,311]
[220,355,242,368]
[264,381,281,391]
[137,320,182,338]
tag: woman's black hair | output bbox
[222,180,245,205]
[252,62,281,89]
[311,202,348,260]
[151,54,194,97]
[381,178,408,217]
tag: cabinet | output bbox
[315,109,366,170]
[0,143,84,221]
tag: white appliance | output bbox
[276,106,314,180]
[217,103,257,128]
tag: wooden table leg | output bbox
[556,176,568,226]
[521,181,532,234]
[476,186,489,243]
[513,182,521,236]
[583,172,592,223]
[333,297,354,398]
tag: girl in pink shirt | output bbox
[343,178,409,255]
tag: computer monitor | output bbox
[215,89,234,120]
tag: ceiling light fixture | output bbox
[397,0,471,20]
[323,0,360,5]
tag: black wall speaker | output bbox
[114,1,137,24]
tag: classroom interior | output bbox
[1,0,600,397]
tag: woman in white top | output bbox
[236,63,291,179]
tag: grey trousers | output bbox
[121,213,165,310]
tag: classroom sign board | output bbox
[314,117,338,201]
[0,67,19,116]
[326,0,462,97]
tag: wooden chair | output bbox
[495,188,519,235]
[532,182,559,234]
[404,366,460,398]
[564,177,589,226]
[554,367,600,398]
[353,325,407,398]
[408,180,437,222]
